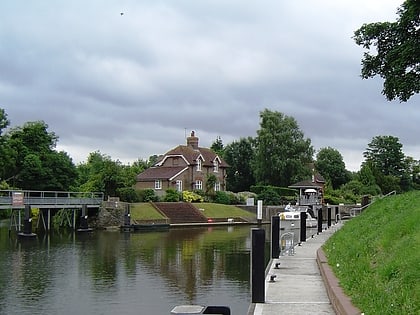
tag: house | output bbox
[288,171,325,206]
[135,131,229,196]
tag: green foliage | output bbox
[137,189,159,202]
[2,120,77,190]
[315,147,350,189]
[254,109,313,187]
[182,190,203,203]
[116,187,140,203]
[323,191,420,314]
[214,191,231,204]
[164,189,181,202]
[205,174,217,196]
[224,137,256,192]
[250,185,296,197]
[210,136,224,156]
[256,186,281,205]
[353,0,420,102]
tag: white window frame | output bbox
[154,180,162,190]
[213,160,219,173]
[195,180,203,190]
[176,180,183,192]
[214,181,221,192]
[197,158,202,171]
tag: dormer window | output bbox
[213,160,219,172]
[197,158,202,171]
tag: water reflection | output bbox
[0,222,256,315]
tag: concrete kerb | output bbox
[316,248,363,315]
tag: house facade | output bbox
[135,131,229,196]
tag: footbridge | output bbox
[0,190,104,233]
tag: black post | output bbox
[317,208,323,234]
[124,204,131,226]
[23,205,32,234]
[327,206,331,228]
[251,228,265,303]
[335,206,339,223]
[271,216,280,259]
[299,212,306,244]
[80,205,88,229]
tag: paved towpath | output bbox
[249,223,343,315]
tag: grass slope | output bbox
[323,191,420,314]
[129,202,255,220]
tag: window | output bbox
[154,180,162,190]
[176,180,183,192]
[214,182,221,191]
[213,160,219,172]
[196,158,202,171]
[195,180,203,190]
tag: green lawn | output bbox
[129,202,255,220]
[323,191,420,314]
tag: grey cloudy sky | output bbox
[1,0,418,171]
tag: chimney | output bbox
[187,130,199,149]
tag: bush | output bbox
[182,190,204,203]
[164,189,181,202]
[117,187,140,203]
[137,189,159,202]
[257,187,281,205]
[214,191,231,204]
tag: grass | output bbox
[196,203,255,219]
[130,203,166,220]
[323,191,420,314]
[128,202,255,220]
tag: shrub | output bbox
[182,190,204,203]
[117,187,140,203]
[214,191,231,204]
[137,189,159,202]
[164,189,181,202]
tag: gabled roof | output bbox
[288,180,323,189]
[136,166,188,181]
[156,145,228,168]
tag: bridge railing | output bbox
[0,190,104,208]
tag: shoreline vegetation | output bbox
[323,191,420,314]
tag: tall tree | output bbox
[363,135,409,193]
[315,147,349,189]
[254,109,313,187]
[210,136,224,156]
[353,0,420,102]
[3,121,76,190]
[224,137,256,192]
[0,109,12,185]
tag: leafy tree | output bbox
[315,147,350,189]
[210,136,224,156]
[364,135,406,177]
[224,137,256,192]
[353,0,420,102]
[76,151,124,197]
[254,109,313,187]
[0,108,9,135]
[3,121,76,190]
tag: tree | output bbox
[363,135,411,193]
[353,0,420,102]
[315,147,350,190]
[3,121,76,190]
[254,109,313,187]
[224,137,256,192]
[210,136,224,156]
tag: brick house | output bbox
[135,131,229,196]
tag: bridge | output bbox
[0,190,104,233]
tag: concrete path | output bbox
[249,223,343,315]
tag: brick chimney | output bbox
[187,130,199,149]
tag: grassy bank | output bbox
[323,191,420,314]
[129,202,255,220]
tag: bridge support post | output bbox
[18,205,37,239]
[77,205,93,232]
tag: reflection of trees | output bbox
[127,226,252,302]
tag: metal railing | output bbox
[0,190,104,209]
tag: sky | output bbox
[1,0,418,172]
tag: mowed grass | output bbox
[129,202,255,220]
[323,191,420,314]
[196,203,255,219]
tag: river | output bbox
[0,219,316,315]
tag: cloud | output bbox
[1,0,417,171]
